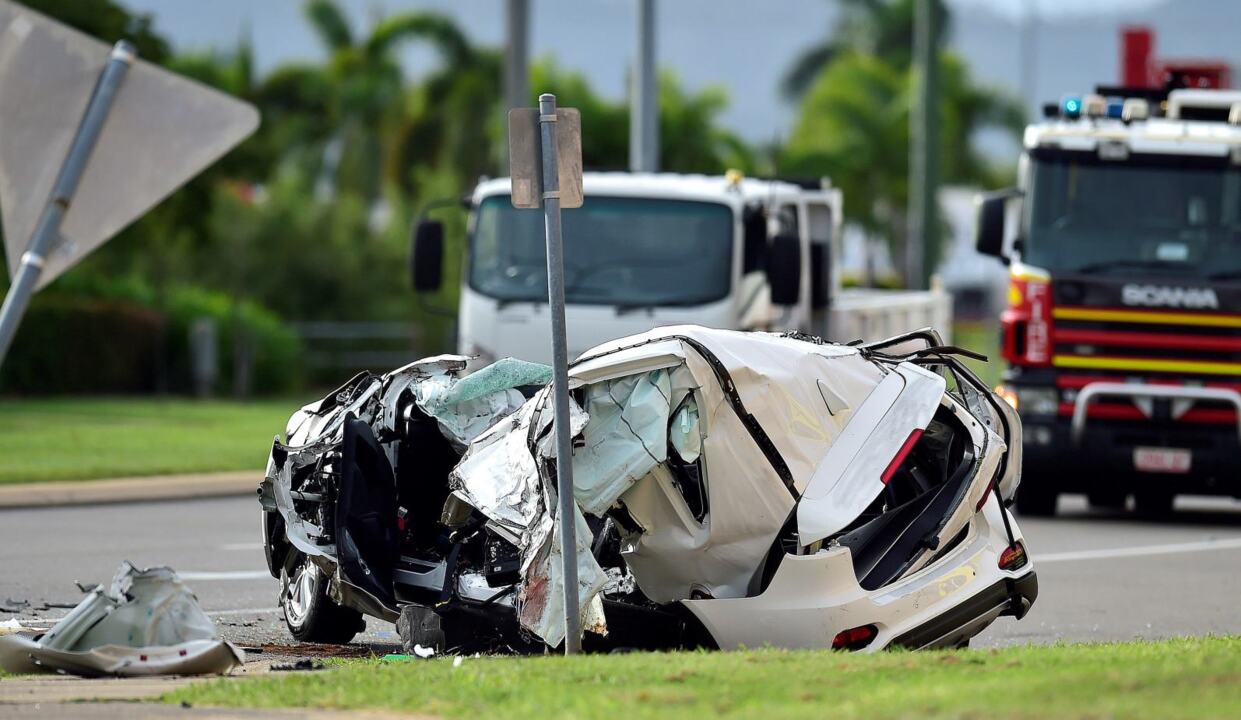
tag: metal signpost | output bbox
[630,0,659,172]
[0,41,134,364]
[508,93,584,654]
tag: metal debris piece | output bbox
[0,562,243,676]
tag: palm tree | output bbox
[782,0,946,101]
[780,0,1023,282]
[529,59,754,174]
[782,53,909,255]
[297,0,500,202]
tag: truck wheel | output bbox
[281,554,365,644]
[1015,485,1057,517]
[1134,490,1174,519]
[1087,490,1126,511]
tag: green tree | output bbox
[780,0,1022,281]
[529,60,754,174]
[782,0,945,100]
[782,53,908,256]
[15,0,171,63]
[298,0,501,202]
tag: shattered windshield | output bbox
[469,195,734,306]
[1022,150,1241,279]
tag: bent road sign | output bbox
[0,0,259,289]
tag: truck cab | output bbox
[976,87,1241,516]
[460,173,832,363]
[414,171,950,365]
[413,173,822,364]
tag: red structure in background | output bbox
[1121,26,1231,89]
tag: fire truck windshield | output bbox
[1023,150,1241,280]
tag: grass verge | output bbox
[0,396,302,484]
[168,636,1241,720]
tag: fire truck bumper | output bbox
[1021,408,1241,497]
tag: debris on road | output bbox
[270,659,325,672]
[259,326,1038,653]
[0,562,243,676]
[0,618,32,635]
[252,642,377,659]
[0,598,28,614]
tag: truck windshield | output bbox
[1023,151,1241,279]
[469,195,734,305]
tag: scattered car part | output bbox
[0,562,243,676]
[259,325,1036,653]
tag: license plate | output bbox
[1133,447,1192,474]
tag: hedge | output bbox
[162,287,304,395]
[0,295,166,394]
[0,288,304,396]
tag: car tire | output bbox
[1134,490,1174,519]
[281,554,365,644]
[1087,490,1126,511]
[1015,484,1057,517]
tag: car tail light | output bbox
[1001,270,1053,366]
[999,541,1028,571]
[832,624,878,651]
[881,428,924,484]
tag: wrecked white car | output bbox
[259,325,1036,652]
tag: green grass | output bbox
[0,396,305,484]
[953,320,1004,389]
[169,636,1241,719]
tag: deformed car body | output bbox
[259,325,1037,652]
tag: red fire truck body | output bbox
[976,85,1241,516]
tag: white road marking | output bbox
[17,607,281,625]
[207,607,281,617]
[220,542,263,551]
[1036,536,1241,563]
[178,570,271,581]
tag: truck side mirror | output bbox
[742,206,767,273]
[809,241,830,310]
[974,192,1010,260]
[411,220,444,292]
[767,234,802,306]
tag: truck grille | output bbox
[1050,305,1241,424]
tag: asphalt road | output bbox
[2,493,1240,650]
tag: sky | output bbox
[114,0,1239,143]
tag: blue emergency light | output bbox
[1062,95,1082,118]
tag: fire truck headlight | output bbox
[994,384,1019,410]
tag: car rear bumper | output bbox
[680,501,1032,651]
[892,571,1038,649]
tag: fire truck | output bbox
[975,83,1241,517]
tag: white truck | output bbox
[412,172,951,364]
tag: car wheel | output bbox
[1087,490,1126,511]
[1134,490,1174,519]
[281,554,365,644]
[1015,484,1057,517]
